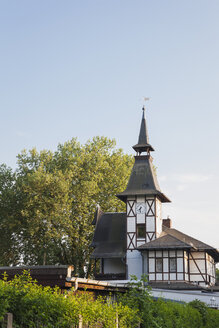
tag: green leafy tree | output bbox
[0,164,22,266]
[0,137,133,276]
[216,268,219,283]
[118,275,153,327]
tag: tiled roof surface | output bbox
[90,212,126,258]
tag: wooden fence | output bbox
[1,313,140,328]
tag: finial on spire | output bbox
[143,97,150,103]
[132,100,154,155]
[142,97,149,117]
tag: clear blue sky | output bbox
[0,1,219,248]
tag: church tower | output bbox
[117,107,170,279]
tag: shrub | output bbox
[150,298,202,328]
[189,299,219,328]
[0,271,139,327]
[118,275,153,327]
[1,272,219,328]
[0,277,9,321]
[205,307,219,328]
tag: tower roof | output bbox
[117,155,170,203]
[117,107,170,203]
[132,107,154,154]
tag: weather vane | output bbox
[142,97,150,110]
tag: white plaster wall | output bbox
[146,217,155,231]
[127,198,135,216]
[156,198,162,236]
[104,259,125,274]
[206,255,214,276]
[146,198,154,214]
[127,233,136,250]
[190,275,205,282]
[197,260,206,271]
[127,203,131,215]
[137,213,145,223]
[191,252,205,259]
[127,217,135,232]
[190,259,205,273]
[146,233,155,242]
[127,250,142,279]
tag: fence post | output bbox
[78,314,83,328]
[4,313,13,328]
[115,312,118,328]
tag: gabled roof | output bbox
[117,155,170,203]
[138,233,192,250]
[162,226,216,251]
[138,226,219,262]
[90,212,126,259]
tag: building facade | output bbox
[91,108,219,288]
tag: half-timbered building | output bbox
[91,108,219,288]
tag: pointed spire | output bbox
[132,106,154,154]
[117,105,170,203]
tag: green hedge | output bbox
[118,275,219,328]
[0,272,219,328]
[150,299,202,328]
[0,272,139,327]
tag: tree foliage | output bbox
[216,268,219,283]
[0,137,133,276]
[0,164,22,265]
